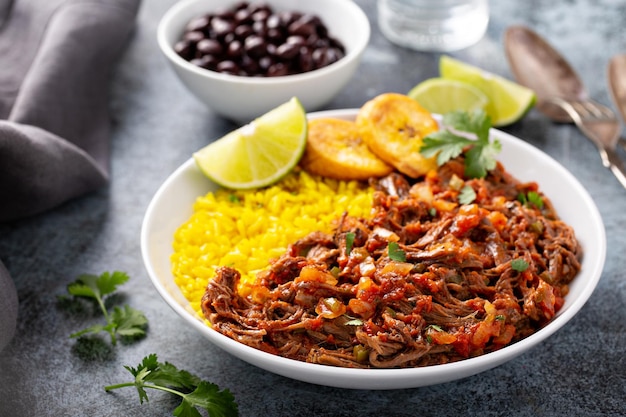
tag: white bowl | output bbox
[157,0,370,123]
[141,109,606,390]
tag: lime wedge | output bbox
[440,55,536,126]
[407,77,489,115]
[193,97,307,189]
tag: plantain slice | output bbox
[300,118,394,180]
[356,93,439,178]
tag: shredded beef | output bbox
[201,159,582,368]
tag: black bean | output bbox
[244,35,267,58]
[174,40,194,60]
[266,62,289,77]
[298,47,314,72]
[288,20,316,37]
[258,55,274,72]
[211,17,234,38]
[185,15,210,33]
[234,24,253,40]
[191,54,217,70]
[234,8,252,24]
[196,38,223,56]
[286,35,306,47]
[266,13,281,29]
[240,54,260,74]
[175,3,345,77]
[275,42,300,60]
[184,30,205,44]
[216,60,240,74]
[227,40,243,58]
[251,9,270,22]
[266,28,284,43]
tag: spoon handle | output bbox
[606,148,626,189]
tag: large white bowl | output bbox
[141,109,606,390]
[157,0,370,123]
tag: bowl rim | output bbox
[156,0,371,85]
[141,109,606,390]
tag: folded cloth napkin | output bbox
[0,0,140,351]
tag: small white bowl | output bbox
[157,0,370,123]
[141,110,606,390]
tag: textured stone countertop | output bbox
[1,0,625,415]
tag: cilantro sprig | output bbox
[511,258,529,272]
[420,109,501,179]
[518,191,544,209]
[388,242,407,262]
[66,271,147,345]
[105,354,238,417]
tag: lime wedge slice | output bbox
[193,97,307,189]
[407,77,489,114]
[440,55,536,126]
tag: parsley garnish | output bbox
[105,354,238,417]
[345,232,355,255]
[518,191,544,209]
[66,271,147,345]
[421,110,501,179]
[388,242,406,262]
[458,185,477,205]
[344,318,364,326]
[511,258,529,272]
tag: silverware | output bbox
[504,25,626,189]
[548,97,626,189]
[608,55,626,152]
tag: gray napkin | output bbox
[0,0,140,351]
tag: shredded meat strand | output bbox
[201,159,582,368]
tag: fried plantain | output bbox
[356,93,439,178]
[300,118,393,180]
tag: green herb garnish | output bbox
[105,354,238,417]
[458,185,477,205]
[518,191,544,209]
[344,318,364,326]
[67,271,147,345]
[511,258,529,272]
[427,324,444,332]
[421,109,501,179]
[388,242,406,262]
[345,232,355,255]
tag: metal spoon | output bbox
[608,55,626,151]
[504,25,626,188]
[504,25,586,122]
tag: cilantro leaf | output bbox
[458,185,477,205]
[464,138,501,179]
[511,258,529,272]
[527,192,544,209]
[176,381,238,417]
[421,109,501,179]
[421,130,472,165]
[68,271,129,300]
[345,232,355,255]
[388,242,406,262]
[106,354,238,417]
[111,305,148,339]
[66,271,147,345]
[344,318,364,326]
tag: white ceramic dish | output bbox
[141,109,606,390]
[157,0,370,123]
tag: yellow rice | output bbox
[171,169,374,316]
